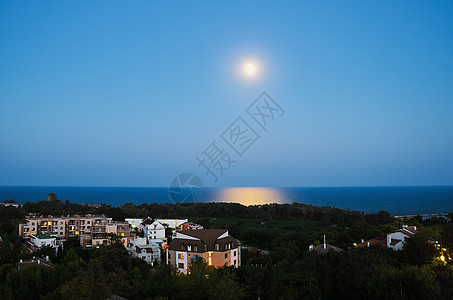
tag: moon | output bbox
[243,63,257,76]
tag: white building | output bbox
[125,218,143,230]
[156,219,188,229]
[1,200,20,208]
[387,225,417,250]
[127,237,161,265]
[141,217,166,242]
[28,233,61,251]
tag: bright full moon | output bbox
[244,63,257,76]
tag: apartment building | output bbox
[18,214,111,238]
[167,229,240,274]
[19,214,135,249]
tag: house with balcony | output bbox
[28,233,62,251]
[167,229,240,274]
[127,237,161,265]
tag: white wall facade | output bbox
[176,251,188,273]
[156,219,188,229]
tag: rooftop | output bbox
[356,236,387,248]
[312,244,342,255]
[34,233,56,239]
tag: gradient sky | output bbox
[1,1,452,187]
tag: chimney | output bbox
[323,235,326,250]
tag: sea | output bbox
[1,186,453,216]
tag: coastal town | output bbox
[17,212,241,273]
[17,209,423,271]
[1,194,452,299]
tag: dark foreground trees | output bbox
[1,204,453,299]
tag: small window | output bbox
[215,244,219,250]
[181,245,186,250]
[234,250,237,257]
[168,253,171,259]
[234,259,237,265]
[225,253,228,259]
[194,245,198,252]
[178,263,184,269]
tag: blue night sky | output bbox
[1,1,452,187]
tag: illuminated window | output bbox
[121,233,124,236]
[75,231,79,235]
[178,254,184,260]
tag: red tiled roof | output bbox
[169,229,238,252]
[356,236,387,248]
[402,226,417,235]
[136,245,153,253]
[178,229,228,245]
[390,238,402,246]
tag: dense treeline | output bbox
[21,199,394,227]
[1,202,453,299]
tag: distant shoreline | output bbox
[1,186,452,216]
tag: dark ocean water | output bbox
[0,186,452,216]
